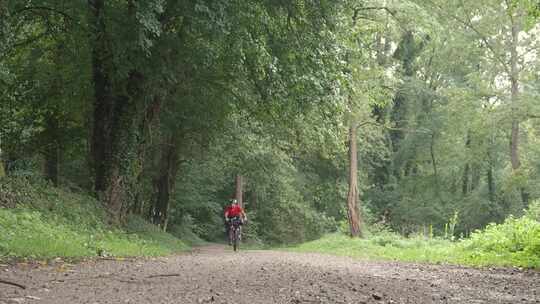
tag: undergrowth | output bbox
[290,201,540,269]
[0,177,189,260]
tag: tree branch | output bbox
[352,6,397,25]
[355,120,431,134]
[354,6,397,14]
[13,6,75,22]
[13,31,50,48]
[147,273,181,278]
[0,279,26,289]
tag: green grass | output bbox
[0,177,190,260]
[0,209,93,258]
[289,233,464,264]
[289,233,540,268]
[288,207,540,269]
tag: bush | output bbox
[0,208,93,258]
[290,201,540,268]
[0,177,189,260]
[525,200,540,222]
[460,214,540,268]
[369,231,401,247]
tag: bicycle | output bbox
[227,216,242,252]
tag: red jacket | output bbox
[225,205,244,218]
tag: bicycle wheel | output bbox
[233,227,239,252]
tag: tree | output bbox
[346,121,362,237]
[340,2,403,237]
[423,0,540,207]
[235,175,244,208]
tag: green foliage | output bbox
[291,201,540,268]
[0,177,188,260]
[289,233,461,265]
[0,209,93,258]
[460,205,540,268]
[1,0,540,268]
[444,210,459,240]
[525,199,540,221]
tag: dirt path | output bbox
[1,244,539,304]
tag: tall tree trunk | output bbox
[462,133,471,196]
[510,50,520,171]
[43,114,60,186]
[487,165,495,203]
[370,30,390,186]
[0,0,10,55]
[0,147,5,177]
[389,92,406,179]
[462,164,470,196]
[152,135,180,230]
[104,72,143,223]
[430,132,440,196]
[0,2,10,179]
[509,14,528,206]
[235,175,243,208]
[249,189,257,211]
[347,123,362,238]
[487,126,496,203]
[389,30,426,180]
[88,0,114,194]
[471,165,480,191]
[132,97,162,215]
[88,1,149,223]
[44,143,59,186]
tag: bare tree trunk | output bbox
[0,3,10,179]
[44,144,59,186]
[462,133,471,196]
[235,175,243,208]
[347,123,362,238]
[462,163,470,196]
[487,165,495,203]
[430,132,440,195]
[88,0,114,194]
[43,114,60,186]
[390,92,406,179]
[0,140,5,177]
[508,13,528,206]
[487,125,496,203]
[471,165,480,191]
[510,68,520,171]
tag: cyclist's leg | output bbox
[232,226,238,251]
[227,223,233,245]
[238,223,242,241]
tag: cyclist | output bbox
[224,199,247,245]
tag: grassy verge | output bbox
[289,233,461,264]
[0,177,189,261]
[288,204,540,269]
[289,233,539,269]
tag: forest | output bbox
[1,0,540,269]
